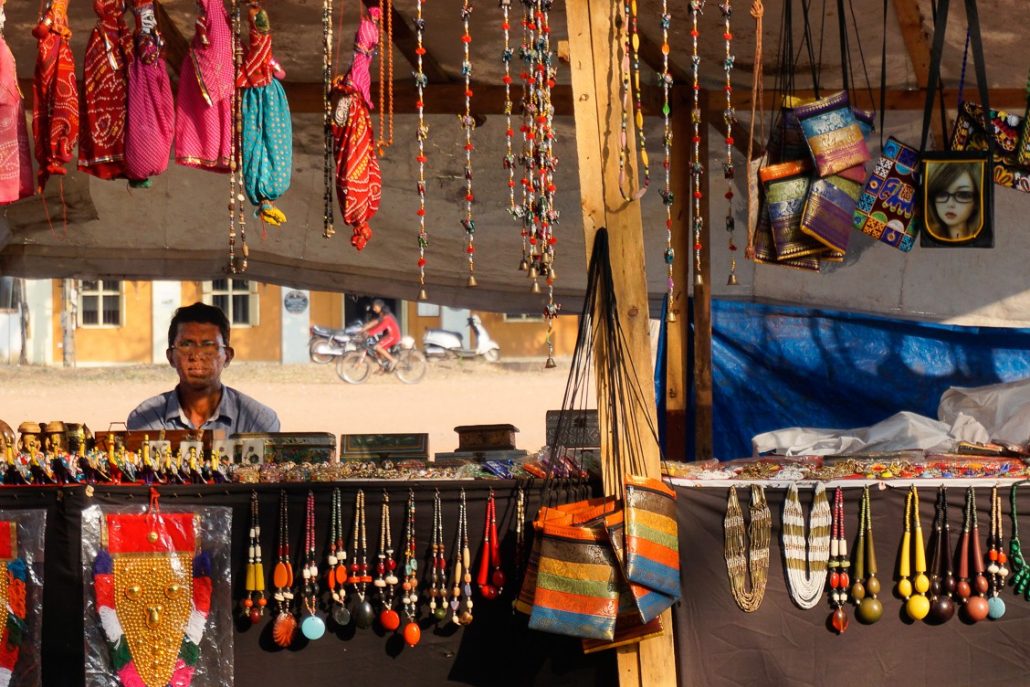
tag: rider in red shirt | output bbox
[361,299,400,369]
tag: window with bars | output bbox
[79,280,122,327]
[502,312,544,323]
[204,279,259,326]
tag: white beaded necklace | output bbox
[782,483,831,609]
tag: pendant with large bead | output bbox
[987,595,1006,620]
[301,613,326,640]
[380,608,401,631]
[332,603,351,626]
[403,620,421,646]
[830,607,848,634]
[355,598,375,628]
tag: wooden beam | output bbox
[692,103,713,461]
[388,4,449,84]
[893,0,932,89]
[155,0,190,77]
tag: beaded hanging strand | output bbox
[958,487,990,622]
[721,0,739,286]
[376,0,394,154]
[518,0,538,285]
[350,489,375,628]
[228,0,248,271]
[242,491,267,624]
[1010,481,1030,600]
[987,486,1008,619]
[536,0,560,367]
[624,0,649,200]
[271,490,296,647]
[451,488,474,625]
[321,0,335,238]
[850,486,882,624]
[430,489,449,621]
[401,489,421,646]
[827,487,849,633]
[327,487,350,625]
[376,491,401,631]
[659,1,675,320]
[299,490,326,640]
[513,485,526,604]
[928,487,956,623]
[782,483,830,609]
[688,0,704,286]
[723,485,770,613]
[897,486,930,621]
[459,0,477,287]
[500,0,521,265]
[413,0,429,299]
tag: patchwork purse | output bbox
[950,101,1030,193]
[761,161,826,261]
[801,166,865,254]
[794,91,871,177]
[854,137,921,251]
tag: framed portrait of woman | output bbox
[920,155,993,247]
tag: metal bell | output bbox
[544,356,557,369]
[528,265,538,280]
[418,288,428,301]
[466,274,478,288]
[726,272,738,286]
[531,280,541,294]
[518,257,529,272]
[666,310,677,323]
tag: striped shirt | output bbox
[126,386,280,434]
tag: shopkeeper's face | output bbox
[167,322,234,390]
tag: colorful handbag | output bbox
[800,166,865,254]
[752,201,820,271]
[622,477,681,599]
[1019,69,1030,167]
[602,508,676,623]
[794,91,871,177]
[0,521,27,687]
[761,161,826,260]
[854,137,921,251]
[765,104,809,165]
[950,101,1030,193]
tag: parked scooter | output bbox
[422,315,501,362]
[309,320,364,364]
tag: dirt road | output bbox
[0,359,574,456]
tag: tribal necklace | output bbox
[450,488,474,625]
[242,491,267,624]
[300,490,325,640]
[460,0,477,286]
[851,486,882,624]
[927,487,956,623]
[723,485,770,613]
[782,483,830,609]
[376,491,401,631]
[1010,481,1030,600]
[958,487,990,622]
[897,486,929,621]
[721,0,739,286]
[401,490,421,646]
[351,489,375,628]
[271,490,296,647]
[413,0,429,299]
[987,486,1008,619]
[327,487,350,625]
[430,489,448,621]
[477,489,505,599]
[827,487,849,633]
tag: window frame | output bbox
[202,279,260,327]
[78,280,124,328]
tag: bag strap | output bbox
[836,0,851,99]
[964,0,993,159]
[799,0,821,99]
[920,0,951,152]
[877,0,887,149]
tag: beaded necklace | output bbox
[460,0,477,286]
[928,487,956,623]
[618,0,648,200]
[228,0,248,271]
[413,0,429,299]
[850,486,882,624]
[897,486,929,621]
[321,0,336,238]
[300,490,325,640]
[958,487,990,622]
[659,1,675,319]
[720,0,738,286]
[271,490,296,647]
[500,0,518,254]
[401,489,421,646]
[377,491,401,631]
[723,485,770,613]
[827,487,849,633]
[1009,481,1030,599]
[535,0,560,366]
[351,489,374,628]
[242,491,267,624]
[375,0,393,154]
[477,489,505,599]
[688,0,705,286]
[518,0,536,284]
[451,488,474,625]
[987,486,1008,619]
[782,483,830,609]
[430,489,448,621]
[328,487,350,625]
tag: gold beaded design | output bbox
[0,563,9,642]
[114,552,193,687]
[723,485,769,613]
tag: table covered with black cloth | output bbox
[7,481,615,687]
[673,484,1030,687]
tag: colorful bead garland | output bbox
[720,0,738,285]
[413,0,429,299]
[460,0,477,286]
[688,0,704,286]
[658,0,675,319]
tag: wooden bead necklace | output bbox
[987,486,1008,619]
[958,487,990,622]
[1009,481,1030,600]
[477,489,505,600]
[658,0,675,319]
[413,0,429,299]
[723,485,770,613]
[327,487,350,625]
[271,490,296,647]
[688,0,705,286]
[300,490,326,640]
[242,491,267,624]
[720,0,739,286]
[897,486,930,621]
[350,489,375,628]
[377,491,401,631]
[450,488,474,625]
[827,487,849,633]
[401,489,421,646]
[430,489,448,621]
[782,483,830,609]
[850,486,882,623]
[459,0,477,287]
[927,486,956,623]
[321,0,335,238]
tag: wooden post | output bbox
[691,101,713,460]
[563,0,678,682]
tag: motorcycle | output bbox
[336,335,428,384]
[309,320,364,364]
[422,315,501,363]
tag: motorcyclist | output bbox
[360,299,400,369]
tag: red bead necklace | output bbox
[401,489,421,646]
[430,489,448,622]
[477,489,505,599]
[377,491,401,631]
[958,487,990,622]
[827,487,849,633]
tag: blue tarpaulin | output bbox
[701,299,1030,460]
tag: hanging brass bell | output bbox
[726,272,738,286]
[531,280,541,294]
[528,265,538,280]
[466,274,478,288]
[418,288,429,301]
[518,257,529,272]
[544,356,557,369]
[666,310,678,324]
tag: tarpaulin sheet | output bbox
[708,299,1030,459]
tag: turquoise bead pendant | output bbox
[301,613,326,640]
[987,596,1006,620]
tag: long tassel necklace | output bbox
[300,490,325,640]
[659,0,675,319]
[928,487,956,623]
[351,489,375,628]
[782,483,830,609]
[451,488,474,625]
[430,489,449,622]
[957,487,990,623]
[376,491,401,631]
[688,0,705,286]
[401,489,421,646]
[459,0,477,287]
[987,486,1008,619]
[242,491,267,624]
[721,0,739,285]
[228,0,247,271]
[851,486,882,624]
[723,485,770,613]
[271,490,296,647]
[327,487,350,625]
[827,487,849,633]
[477,489,504,600]
[413,0,428,299]
[897,486,930,621]
[321,0,335,238]
[1010,481,1030,600]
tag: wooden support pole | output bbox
[563,0,677,681]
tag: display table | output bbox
[673,482,1030,687]
[8,481,614,687]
